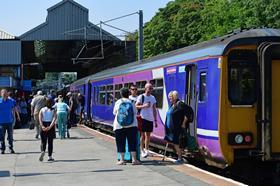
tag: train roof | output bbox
[71,28,280,85]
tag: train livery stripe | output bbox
[197,128,219,138]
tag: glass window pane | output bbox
[228,50,257,105]
[199,72,206,102]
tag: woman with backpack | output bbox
[113,88,141,165]
[164,91,193,164]
[38,98,57,162]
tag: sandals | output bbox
[131,160,142,165]
[116,161,126,165]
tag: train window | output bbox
[136,80,146,95]
[99,86,106,105]
[152,79,164,108]
[228,50,257,105]
[114,84,123,101]
[124,82,134,88]
[106,85,114,105]
[199,72,207,102]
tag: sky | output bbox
[0,0,172,38]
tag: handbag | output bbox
[136,115,143,132]
[29,120,35,130]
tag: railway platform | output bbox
[0,126,244,186]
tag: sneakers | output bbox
[1,150,4,154]
[48,156,55,162]
[39,151,45,162]
[174,159,184,164]
[141,150,148,158]
[35,134,39,139]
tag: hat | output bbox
[37,90,43,95]
[66,92,72,97]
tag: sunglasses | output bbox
[130,88,137,91]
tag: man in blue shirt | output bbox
[0,89,19,154]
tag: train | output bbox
[69,28,280,169]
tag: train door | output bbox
[258,43,280,160]
[185,65,198,150]
[87,81,92,121]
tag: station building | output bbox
[0,0,136,92]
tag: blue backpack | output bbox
[117,101,134,126]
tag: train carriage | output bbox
[70,28,280,168]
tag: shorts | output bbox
[115,127,138,153]
[141,119,153,132]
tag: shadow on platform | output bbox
[0,171,11,177]
[55,158,100,163]
[13,169,123,177]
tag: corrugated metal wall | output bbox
[0,40,21,65]
[20,0,118,41]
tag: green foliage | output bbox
[143,0,280,58]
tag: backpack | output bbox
[117,100,134,126]
[184,103,194,123]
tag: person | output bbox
[19,97,28,127]
[77,93,85,124]
[164,91,192,164]
[129,84,138,104]
[67,92,78,127]
[53,95,70,139]
[0,89,20,154]
[8,91,20,129]
[31,91,46,139]
[113,88,141,165]
[38,98,57,162]
[136,83,157,158]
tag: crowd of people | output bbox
[0,88,85,162]
[0,83,193,165]
[113,83,193,165]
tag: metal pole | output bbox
[138,10,143,61]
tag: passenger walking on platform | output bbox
[31,91,46,139]
[164,91,191,164]
[77,93,85,124]
[53,95,70,139]
[39,98,57,162]
[19,97,28,127]
[136,83,157,158]
[67,92,78,127]
[113,88,141,165]
[0,89,19,154]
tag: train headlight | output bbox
[235,135,243,144]
[228,132,253,145]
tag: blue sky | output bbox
[0,0,172,37]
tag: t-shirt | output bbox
[113,98,138,131]
[40,107,55,122]
[129,95,138,104]
[0,98,16,124]
[31,95,46,115]
[136,94,157,122]
[53,102,69,113]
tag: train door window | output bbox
[106,85,114,105]
[99,86,106,105]
[228,50,257,105]
[152,79,164,108]
[199,72,207,102]
[136,81,146,95]
[114,84,123,101]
